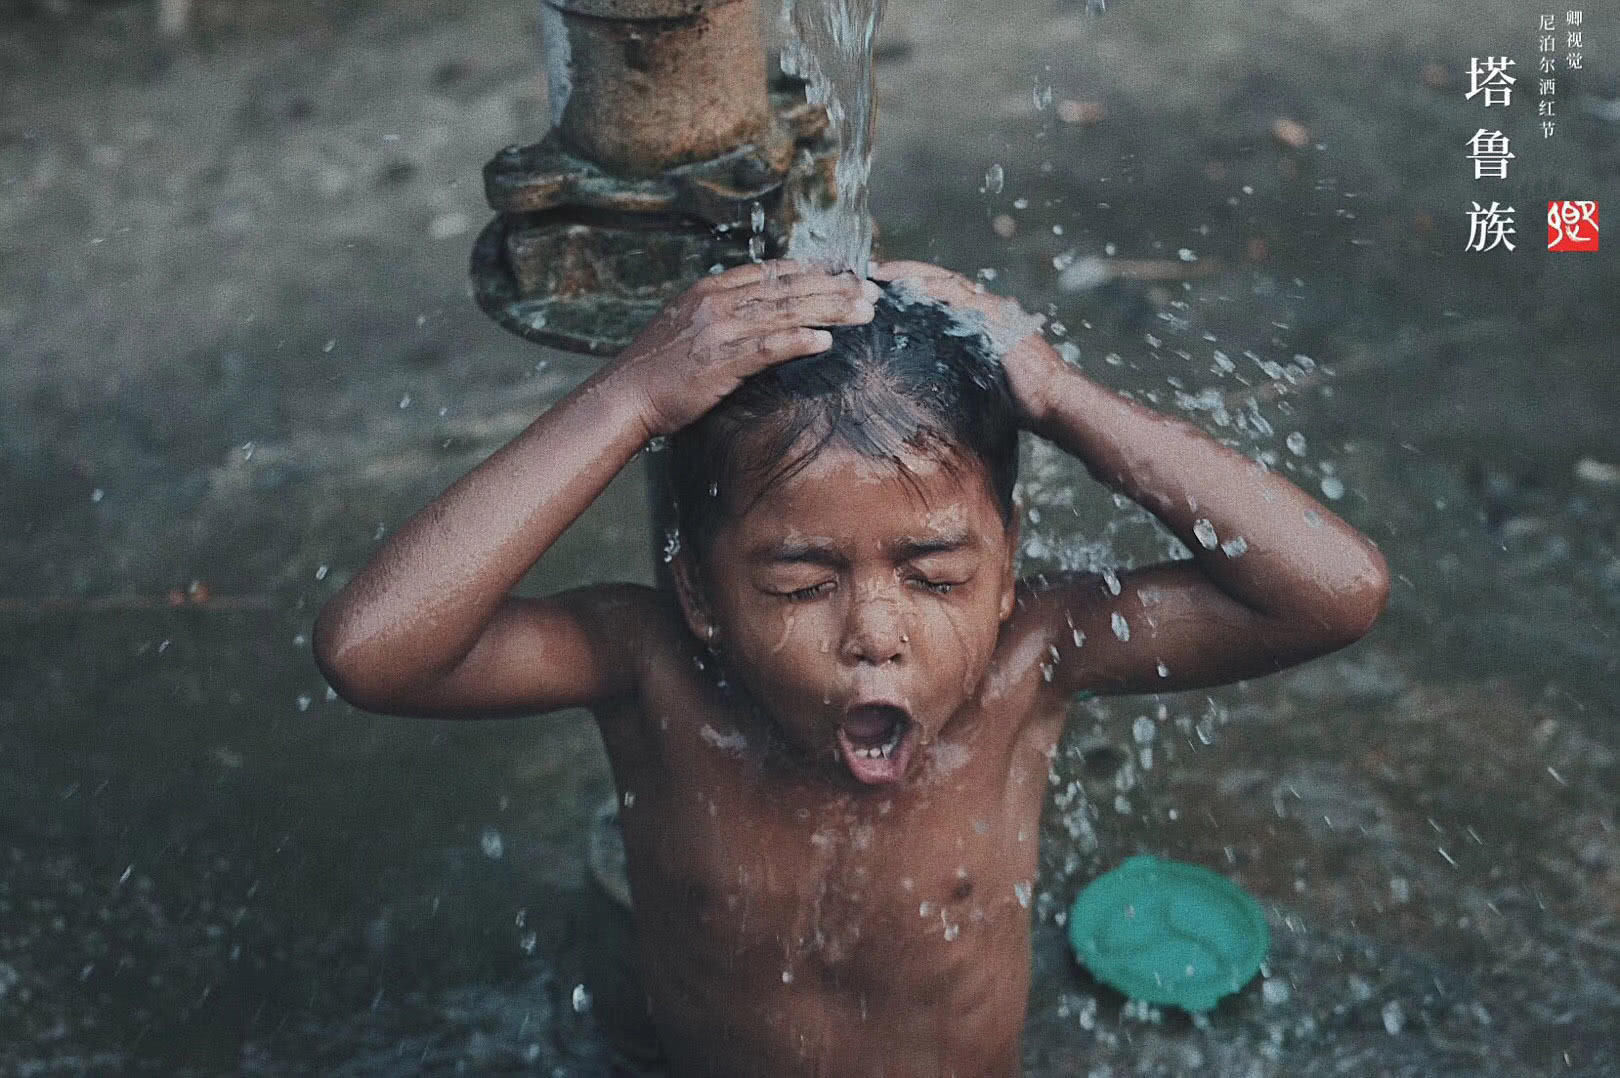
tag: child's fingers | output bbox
[869,259,957,283]
[731,279,878,324]
[749,326,835,362]
[732,268,875,307]
[700,259,835,293]
[876,265,994,314]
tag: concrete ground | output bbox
[2,0,1617,1072]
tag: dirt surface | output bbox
[2,0,1618,1073]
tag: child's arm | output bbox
[872,261,1389,698]
[313,261,880,718]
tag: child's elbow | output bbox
[311,607,380,710]
[1332,543,1391,642]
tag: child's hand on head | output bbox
[616,259,881,439]
[870,260,1066,432]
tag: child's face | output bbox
[674,436,1019,788]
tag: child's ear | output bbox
[670,548,717,643]
[999,509,1021,623]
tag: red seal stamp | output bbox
[1548,200,1599,251]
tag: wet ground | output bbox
[2,0,1618,1073]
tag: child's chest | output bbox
[616,734,1050,1002]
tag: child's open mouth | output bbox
[835,704,917,785]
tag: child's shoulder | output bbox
[561,581,685,658]
[568,581,697,677]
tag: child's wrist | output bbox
[576,361,666,446]
[1011,345,1064,435]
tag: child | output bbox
[313,258,1389,1076]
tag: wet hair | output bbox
[668,282,1020,566]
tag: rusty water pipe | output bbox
[543,0,773,177]
[471,0,844,357]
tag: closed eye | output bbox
[782,582,836,602]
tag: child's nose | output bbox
[841,597,907,666]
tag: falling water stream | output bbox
[777,0,888,276]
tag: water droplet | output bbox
[943,923,960,942]
[90,488,104,503]
[1320,476,1345,500]
[1381,999,1405,1034]
[1221,536,1249,558]
[1110,612,1130,641]
[1192,519,1219,549]
[661,528,682,563]
[1133,715,1156,744]
[480,827,505,860]
[296,694,312,712]
[1014,881,1032,908]
[982,163,1004,195]
[520,931,537,954]
[1262,978,1291,1006]
[781,969,794,984]
[1072,628,1086,647]
[572,983,591,1011]
[750,201,766,234]
[1286,431,1308,456]
[315,564,329,581]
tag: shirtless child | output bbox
[313,258,1389,1076]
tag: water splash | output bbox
[749,200,767,263]
[778,0,888,276]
